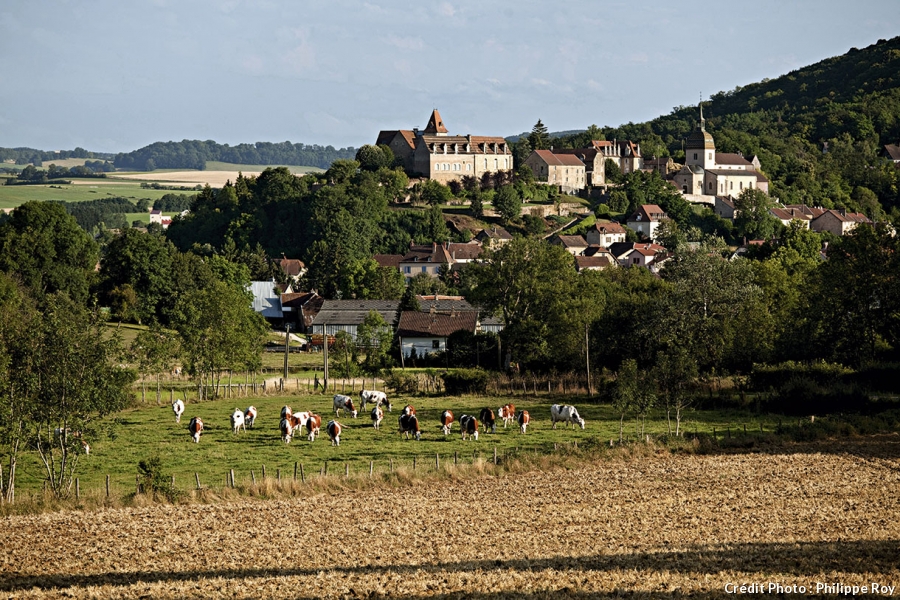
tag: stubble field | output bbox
[1,437,898,599]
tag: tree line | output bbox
[112,140,358,171]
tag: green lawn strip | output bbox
[0,181,179,208]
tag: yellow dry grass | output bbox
[115,171,260,187]
[1,437,898,599]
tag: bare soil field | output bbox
[1,438,898,599]
[115,170,261,187]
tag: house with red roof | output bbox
[626,204,669,241]
[523,149,587,193]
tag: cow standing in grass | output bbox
[517,410,530,434]
[172,399,185,423]
[327,420,342,446]
[479,408,496,434]
[244,406,258,428]
[333,395,357,418]
[231,409,246,434]
[306,414,322,442]
[440,410,454,435]
[459,415,479,441]
[188,417,204,443]
[371,406,384,429]
[550,404,585,430]
[360,390,391,412]
[399,413,421,441]
[498,403,516,429]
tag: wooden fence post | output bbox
[262,465,266,479]
[230,469,235,488]
[76,478,80,499]
[195,473,201,490]
[493,446,498,465]
[294,462,298,481]
[251,471,256,485]
[136,475,141,495]
[369,461,374,477]
[454,451,458,465]
[345,463,349,478]
[106,474,110,498]
[435,453,440,470]
[299,464,305,483]
[413,456,417,471]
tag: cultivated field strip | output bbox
[1,439,898,598]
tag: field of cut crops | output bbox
[1,436,898,598]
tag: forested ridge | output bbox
[112,139,357,171]
[541,36,900,218]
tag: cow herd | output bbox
[173,389,586,447]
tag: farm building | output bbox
[397,309,478,358]
[309,300,401,343]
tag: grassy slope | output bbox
[11,387,783,495]
[0,180,179,209]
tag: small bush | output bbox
[441,368,490,395]
[137,456,183,503]
[383,369,418,395]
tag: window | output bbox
[432,340,440,349]
[708,152,712,161]
[730,181,733,190]
[484,159,488,169]
[693,153,698,160]
[421,266,427,273]
[404,266,411,274]
[466,164,471,171]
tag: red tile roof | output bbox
[533,150,586,167]
[424,109,449,134]
[590,221,627,234]
[373,254,403,268]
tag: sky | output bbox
[2,0,899,154]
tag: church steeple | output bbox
[424,109,449,136]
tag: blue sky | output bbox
[2,0,899,154]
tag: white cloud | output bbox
[385,34,424,51]
[437,3,455,17]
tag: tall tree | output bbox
[528,119,550,151]
[0,201,98,304]
[733,187,780,241]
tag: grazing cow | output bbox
[188,417,204,443]
[440,410,454,435]
[498,404,516,428]
[244,406,258,428]
[333,395,358,418]
[398,413,421,441]
[231,409,246,434]
[371,406,384,429]
[172,399,185,423]
[517,410,531,434]
[479,408,497,434]
[401,405,416,417]
[280,405,293,420]
[306,413,322,441]
[55,428,90,454]
[360,390,391,412]
[280,417,294,443]
[292,411,311,430]
[550,404,586,430]
[459,414,479,441]
[327,420,342,446]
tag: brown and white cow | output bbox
[440,410,454,435]
[280,417,295,443]
[550,404,585,430]
[398,413,421,441]
[479,408,496,434]
[459,414,479,441]
[188,417,204,443]
[306,413,322,442]
[333,395,357,418]
[280,405,293,420]
[517,410,531,434]
[371,406,384,429]
[327,420,342,446]
[244,406,258,428]
[401,405,416,417]
[172,399,185,423]
[498,403,516,428]
[231,409,246,434]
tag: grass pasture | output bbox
[0,180,179,209]
[9,388,793,497]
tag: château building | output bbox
[376,110,513,184]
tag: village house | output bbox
[810,209,873,236]
[376,110,513,184]
[278,291,324,333]
[626,204,668,241]
[585,221,628,246]
[397,308,478,359]
[769,207,812,229]
[523,150,587,193]
[309,300,400,343]
[398,242,453,282]
[575,254,616,272]
[475,226,513,249]
[550,234,589,256]
[607,242,668,269]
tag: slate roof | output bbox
[311,300,400,327]
[714,153,754,167]
[401,243,453,264]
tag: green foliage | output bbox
[493,185,522,224]
[528,119,550,151]
[355,144,395,171]
[418,179,452,206]
[0,201,99,304]
[330,331,360,378]
[733,188,780,240]
[440,368,491,395]
[357,310,394,373]
[137,455,182,502]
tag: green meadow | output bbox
[0,180,179,209]
[11,387,788,496]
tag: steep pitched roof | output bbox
[575,255,615,271]
[532,150,585,167]
[476,226,512,241]
[884,144,900,162]
[277,257,306,277]
[447,242,482,261]
[311,300,400,327]
[628,204,668,223]
[715,153,754,167]
[589,221,627,235]
[552,234,588,248]
[401,243,453,264]
[376,130,416,150]
[373,254,403,269]
[397,310,478,338]
[423,109,448,134]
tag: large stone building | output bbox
[672,105,769,201]
[548,139,643,187]
[523,150,587,193]
[376,110,513,184]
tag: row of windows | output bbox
[403,266,430,274]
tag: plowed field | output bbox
[2,438,899,599]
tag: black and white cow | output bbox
[550,404,585,430]
[459,414,479,441]
[398,413,421,441]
